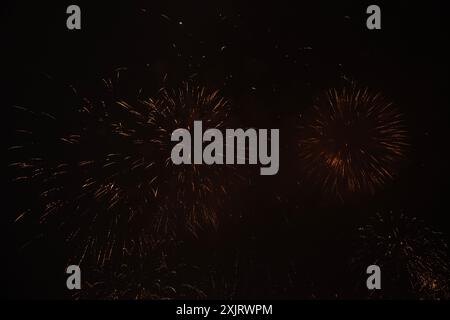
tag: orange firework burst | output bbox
[297,83,408,201]
[355,211,450,299]
[141,82,234,236]
[10,74,235,265]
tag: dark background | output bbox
[3,0,449,299]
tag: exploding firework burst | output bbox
[75,243,240,300]
[297,83,408,201]
[9,73,235,265]
[75,250,207,300]
[141,82,234,235]
[77,261,242,300]
[355,211,450,299]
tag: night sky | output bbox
[3,1,450,299]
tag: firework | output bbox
[77,261,241,300]
[141,82,234,235]
[355,211,450,299]
[9,74,235,264]
[75,244,240,300]
[74,249,207,300]
[297,83,408,201]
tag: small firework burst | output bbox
[297,83,408,201]
[355,211,450,299]
[75,246,240,300]
[75,252,207,300]
[10,74,235,265]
